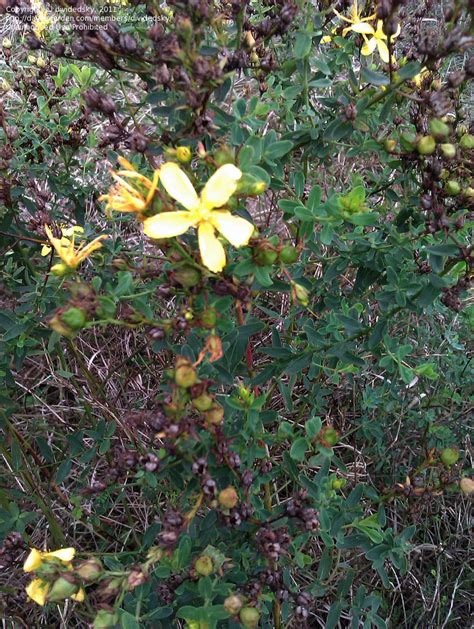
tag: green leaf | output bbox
[265,140,294,160]
[294,32,312,59]
[290,437,309,461]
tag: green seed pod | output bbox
[239,606,260,629]
[428,118,450,140]
[279,244,299,264]
[174,358,198,388]
[75,558,103,582]
[384,139,397,153]
[48,576,79,602]
[439,143,456,159]
[218,486,239,510]
[464,187,474,199]
[61,307,87,330]
[194,555,214,576]
[459,133,474,151]
[192,393,214,412]
[320,426,339,447]
[445,180,461,196]
[331,478,347,490]
[399,131,417,152]
[173,265,201,288]
[224,594,243,615]
[440,447,459,467]
[200,308,217,328]
[417,135,436,155]
[93,610,119,628]
[204,403,224,425]
[254,245,278,266]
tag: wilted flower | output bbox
[41,225,84,256]
[99,157,160,218]
[143,163,254,272]
[44,225,107,272]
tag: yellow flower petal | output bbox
[376,39,390,63]
[26,579,49,606]
[143,211,195,239]
[361,36,377,56]
[350,22,375,34]
[211,211,254,248]
[41,244,52,256]
[198,221,226,273]
[159,162,200,211]
[71,587,85,602]
[74,235,108,265]
[45,547,76,563]
[201,164,242,210]
[24,549,43,573]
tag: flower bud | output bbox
[292,282,309,307]
[192,393,214,412]
[440,447,459,467]
[456,124,468,138]
[176,146,192,163]
[194,555,214,576]
[75,558,103,582]
[218,486,239,510]
[399,131,417,152]
[48,575,79,602]
[239,606,260,628]
[331,478,347,490]
[224,594,243,615]
[445,180,461,196]
[28,54,37,65]
[175,358,198,388]
[319,426,339,447]
[172,265,201,288]
[0,79,11,92]
[244,31,256,49]
[36,57,47,69]
[464,187,474,199]
[2,37,12,49]
[250,181,267,195]
[459,477,474,496]
[61,307,87,330]
[93,610,119,628]
[204,403,224,425]
[459,133,474,151]
[429,118,450,140]
[417,135,436,155]
[440,143,456,159]
[279,244,299,264]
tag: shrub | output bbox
[0,1,472,627]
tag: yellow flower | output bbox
[143,163,254,273]
[71,587,85,602]
[333,1,376,37]
[99,157,160,218]
[24,547,76,573]
[31,0,52,39]
[44,225,107,271]
[41,225,84,257]
[26,578,50,606]
[361,20,400,63]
